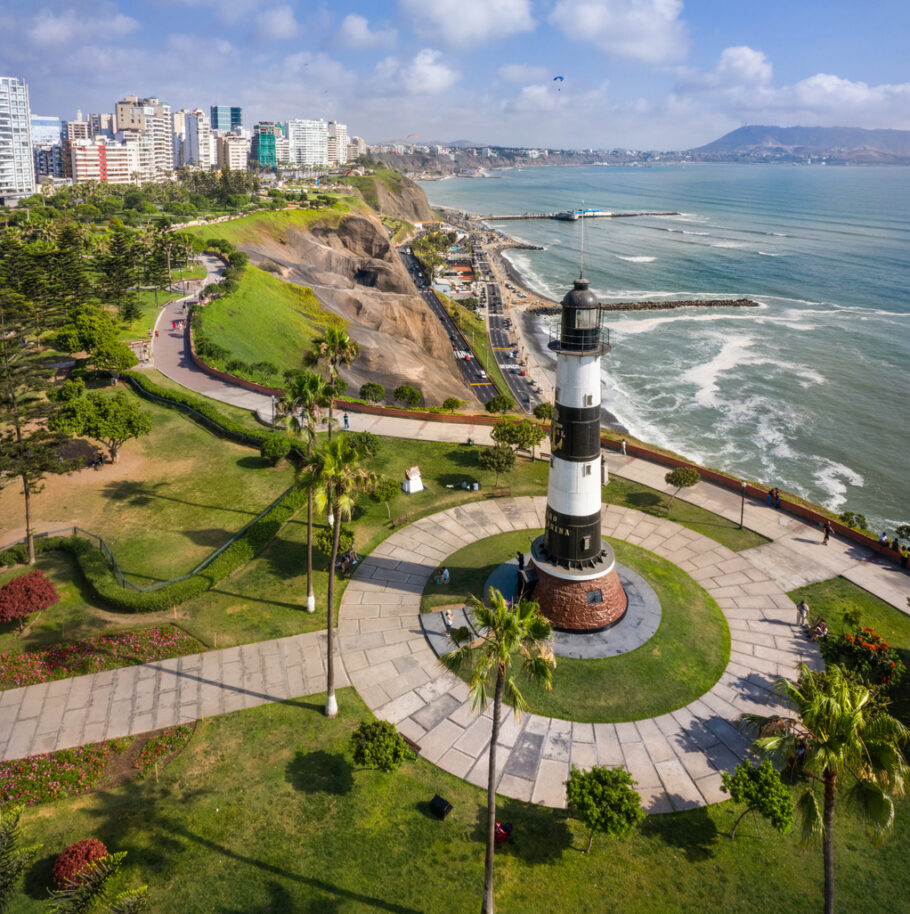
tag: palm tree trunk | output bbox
[483,669,505,914]
[324,503,342,718]
[22,474,34,565]
[823,770,837,914]
[305,490,315,612]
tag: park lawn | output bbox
[195,266,340,382]
[604,476,768,552]
[171,440,550,648]
[12,689,910,914]
[116,263,206,343]
[788,576,910,723]
[425,531,730,722]
[0,384,295,588]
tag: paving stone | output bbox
[411,692,461,732]
[531,758,569,807]
[503,731,544,779]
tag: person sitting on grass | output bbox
[808,618,829,642]
[435,567,450,585]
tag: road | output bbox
[395,247,497,402]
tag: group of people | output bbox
[766,487,783,509]
[434,567,450,585]
[796,599,828,641]
[335,546,360,576]
[878,532,908,566]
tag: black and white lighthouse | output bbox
[529,274,628,631]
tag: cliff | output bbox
[338,169,437,223]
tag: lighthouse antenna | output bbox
[579,201,585,278]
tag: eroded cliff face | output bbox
[238,211,473,404]
[371,174,437,224]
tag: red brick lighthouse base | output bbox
[530,537,628,633]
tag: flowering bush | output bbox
[0,739,129,808]
[135,726,193,780]
[822,626,905,689]
[53,838,109,888]
[0,569,60,635]
[0,626,200,688]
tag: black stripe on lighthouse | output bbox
[550,403,601,462]
[544,506,602,564]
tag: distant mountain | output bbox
[692,125,910,162]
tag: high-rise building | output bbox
[113,96,173,179]
[210,105,242,133]
[216,134,250,171]
[69,137,140,184]
[0,76,35,203]
[286,118,328,166]
[252,122,282,168]
[34,143,64,178]
[184,109,214,170]
[327,121,348,166]
[88,113,114,137]
[30,115,62,145]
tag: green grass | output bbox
[117,263,206,343]
[788,577,910,723]
[425,531,730,722]
[440,291,510,397]
[196,266,339,383]
[12,689,910,913]
[182,205,357,248]
[604,476,768,552]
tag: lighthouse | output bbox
[529,274,627,631]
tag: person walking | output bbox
[443,608,454,634]
[620,439,627,455]
[796,599,810,627]
[343,413,349,430]
[822,519,832,545]
[516,550,525,570]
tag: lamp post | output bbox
[740,481,747,529]
[271,395,276,426]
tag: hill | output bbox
[692,125,910,163]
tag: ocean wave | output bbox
[616,255,656,263]
[813,458,865,512]
[757,251,786,256]
[680,333,756,407]
[711,241,747,249]
[768,232,789,237]
[682,231,710,236]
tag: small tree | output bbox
[896,524,910,541]
[315,525,354,561]
[0,569,60,636]
[260,433,291,466]
[442,397,463,413]
[479,443,516,487]
[485,393,514,415]
[664,466,700,511]
[565,765,645,853]
[350,720,411,772]
[348,431,381,457]
[359,382,385,403]
[371,476,400,519]
[91,341,138,381]
[393,384,422,407]
[54,390,152,463]
[533,401,554,422]
[0,805,42,911]
[721,759,794,838]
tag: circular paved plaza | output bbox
[338,496,821,814]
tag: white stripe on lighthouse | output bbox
[547,455,602,517]
[555,354,602,409]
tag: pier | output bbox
[484,209,681,221]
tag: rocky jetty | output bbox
[530,297,759,315]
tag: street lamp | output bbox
[271,395,276,426]
[740,481,747,529]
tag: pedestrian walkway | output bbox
[338,497,818,813]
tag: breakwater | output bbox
[530,298,760,315]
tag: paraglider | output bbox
[553,75,564,91]
[408,133,419,139]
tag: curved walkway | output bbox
[338,497,818,813]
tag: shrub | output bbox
[721,759,794,838]
[485,394,514,415]
[348,431,381,457]
[53,838,109,888]
[393,384,422,407]
[225,358,250,375]
[260,433,292,466]
[442,397,463,413]
[359,382,385,403]
[0,570,60,636]
[315,526,354,560]
[533,401,554,421]
[350,720,411,772]
[565,765,645,853]
[821,626,906,690]
[840,511,869,533]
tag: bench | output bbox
[491,486,512,498]
[390,513,411,529]
[401,734,422,759]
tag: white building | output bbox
[327,121,348,166]
[287,118,328,166]
[275,135,290,164]
[0,77,35,203]
[184,108,214,171]
[216,134,250,171]
[112,96,173,179]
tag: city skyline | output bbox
[1,0,908,149]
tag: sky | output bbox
[3,0,910,149]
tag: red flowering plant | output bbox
[822,626,906,690]
[0,569,60,636]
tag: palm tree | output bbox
[298,436,376,717]
[307,325,359,440]
[743,664,908,914]
[279,370,330,613]
[442,589,555,914]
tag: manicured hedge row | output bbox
[0,537,66,567]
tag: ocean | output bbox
[418,164,910,533]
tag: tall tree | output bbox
[743,664,908,914]
[100,224,140,323]
[278,370,330,613]
[307,325,359,440]
[442,590,555,914]
[298,436,376,717]
[0,291,77,564]
[56,222,91,316]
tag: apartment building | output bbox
[216,134,250,171]
[327,121,348,166]
[113,96,174,179]
[252,122,282,168]
[0,76,35,203]
[69,137,140,184]
[184,108,214,170]
[286,118,328,166]
[211,105,242,133]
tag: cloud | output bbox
[549,0,688,64]
[400,0,534,47]
[498,64,550,83]
[679,45,772,90]
[26,6,139,47]
[375,49,459,95]
[337,14,396,49]
[256,5,301,41]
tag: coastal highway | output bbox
[397,248,497,402]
